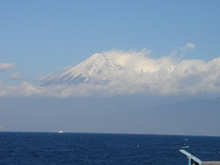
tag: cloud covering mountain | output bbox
[1,48,220,98]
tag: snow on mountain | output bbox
[43,53,126,86]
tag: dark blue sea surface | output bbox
[0,132,220,165]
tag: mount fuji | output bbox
[43,53,127,86]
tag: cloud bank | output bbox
[1,46,220,98]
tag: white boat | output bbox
[181,146,189,149]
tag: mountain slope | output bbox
[43,53,125,86]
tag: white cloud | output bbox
[9,72,24,80]
[35,73,57,82]
[1,49,220,98]
[180,43,196,50]
[0,63,15,71]
[63,66,74,71]
[36,66,74,83]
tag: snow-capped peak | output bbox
[43,53,125,86]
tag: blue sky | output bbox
[1,0,220,85]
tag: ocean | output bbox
[0,132,220,165]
